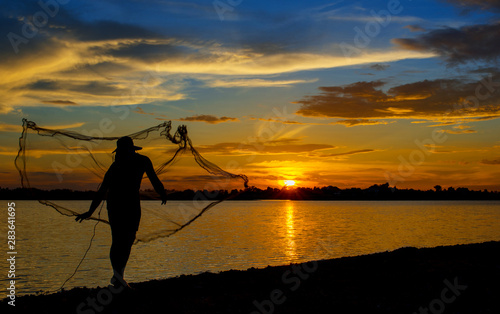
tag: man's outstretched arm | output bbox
[75,169,111,222]
[145,157,167,205]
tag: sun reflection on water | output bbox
[285,200,297,261]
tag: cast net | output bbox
[14,119,248,243]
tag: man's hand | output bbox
[75,211,92,223]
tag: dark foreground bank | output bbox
[2,241,499,314]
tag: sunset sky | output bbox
[1,0,500,191]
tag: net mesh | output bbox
[14,119,248,243]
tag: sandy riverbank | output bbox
[2,241,499,313]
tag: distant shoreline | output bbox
[4,198,500,202]
[2,183,500,201]
[2,241,499,313]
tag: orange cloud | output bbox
[0,122,85,132]
[316,149,376,158]
[133,107,155,115]
[481,158,500,165]
[208,78,318,88]
[178,115,239,124]
[295,73,500,120]
[254,118,306,125]
[333,119,388,127]
[439,129,477,134]
[41,100,79,106]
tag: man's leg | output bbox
[110,226,136,283]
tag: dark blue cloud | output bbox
[394,23,500,65]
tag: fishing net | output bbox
[14,119,248,243]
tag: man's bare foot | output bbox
[110,274,133,291]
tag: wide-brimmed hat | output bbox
[113,136,142,153]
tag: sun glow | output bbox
[284,180,296,187]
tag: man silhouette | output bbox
[76,136,167,287]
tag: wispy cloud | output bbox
[404,25,426,32]
[369,63,390,71]
[481,158,500,165]
[0,124,23,133]
[153,49,434,76]
[0,122,85,132]
[207,78,318,88]
[439,129,477,134]
[326,15,422,23]
[317,149,376,158]
[42,122,86,129]
[333,119,389,127]
[250,117,308,125]
[133,107,155,115]
[178,115,239,124]
[41,100,79,106]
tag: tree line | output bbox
[1,183,499,200]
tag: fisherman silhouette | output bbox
[75,136,167,288]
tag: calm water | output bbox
[2,200,500,296]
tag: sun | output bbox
[283,180,296,187]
